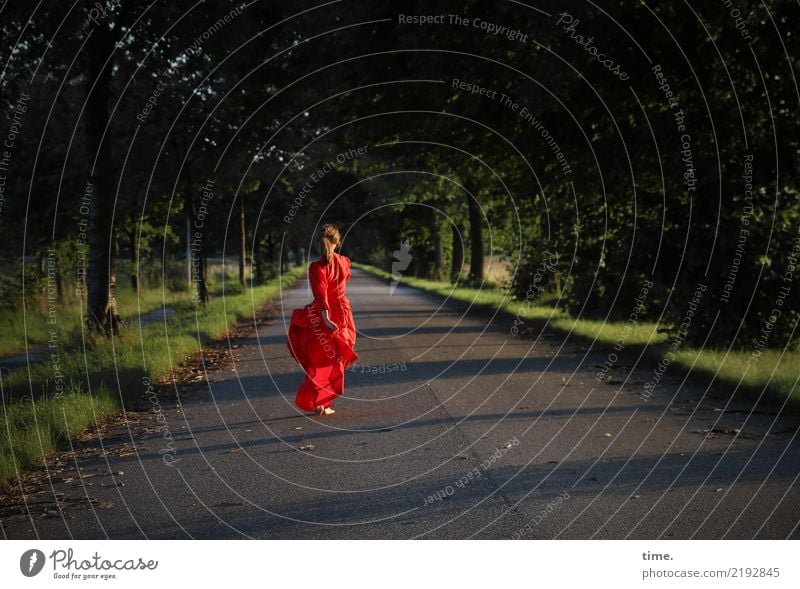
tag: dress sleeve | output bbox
[344,256,352,281]
[309,263,329,309]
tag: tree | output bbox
[84,17,120,332]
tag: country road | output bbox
[3,268,800,539]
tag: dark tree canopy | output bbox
[0,0,797,349]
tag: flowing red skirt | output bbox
[286,302,358,411]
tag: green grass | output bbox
[0,384,118,486]
[0,265,306,488]
[673,348,800,403]
[0,307,80,357]
[550,317,666,347]
[0,284,188,357]
[355,263,800,405]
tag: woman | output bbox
[286,224,358,415]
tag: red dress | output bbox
[287,252,358,411]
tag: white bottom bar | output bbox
[1,540,795,588]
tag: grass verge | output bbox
[0,265,306,488]
[0,285,189,357]
[354,263,799,405]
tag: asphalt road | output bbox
[3,268,800,539]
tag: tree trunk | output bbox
[253,235,264,285]
[108,237,120,325]
[185,216,191,291]
[84,21,120,333]
[200,252,209,303]
[467,191,484,282]
[451,222,464,282]
[184,183,209,305]
[239,197,246,287]
[129,227,139,290]
[281,242,289,273]
[55,256,63,303]
[267,230,275,265]
[432,223,443,279]
[40,248,63,306]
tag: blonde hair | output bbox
[320,223,340,264]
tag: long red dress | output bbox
[287,252,358,411]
